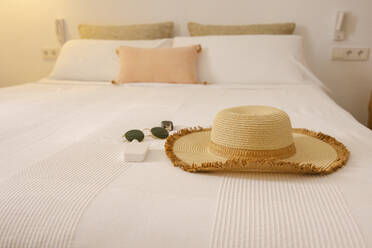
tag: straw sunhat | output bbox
[165,106,349,174]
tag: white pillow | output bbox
[49,39,173,82]
[173,35,307,84]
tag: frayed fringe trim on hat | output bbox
[164,127,349,175]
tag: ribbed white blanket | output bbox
[0,157,366,248]
[0,141,130,248]
[210,173,365,248]
[0,82,370,247]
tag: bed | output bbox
[0,35,371,248]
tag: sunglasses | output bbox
[123,127,169,142]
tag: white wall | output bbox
[0,0,371,124]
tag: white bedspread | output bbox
[0,80,371,248]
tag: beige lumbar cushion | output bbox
[188,22,296,36]
[115,45,202,84]
[78,22,174,40]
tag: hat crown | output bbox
[210,106,295,159]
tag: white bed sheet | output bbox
[0,80,372,247]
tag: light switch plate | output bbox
[332,47,370,61]
[41,47,60,60]
[333,31,345,41]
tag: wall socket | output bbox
[332,47,370,61]
[41,47,60,60]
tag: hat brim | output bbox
[165,127,349,174]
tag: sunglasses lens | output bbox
[124,129,145,142]
[150,127,169,139]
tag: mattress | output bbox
[0,80,371,248]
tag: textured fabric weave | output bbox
[188,22,296,36]
[79,22,174,40]
[0,82,370,247]
[117,45,201,84]
[210,173,366,248]
[0,141,130,248]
